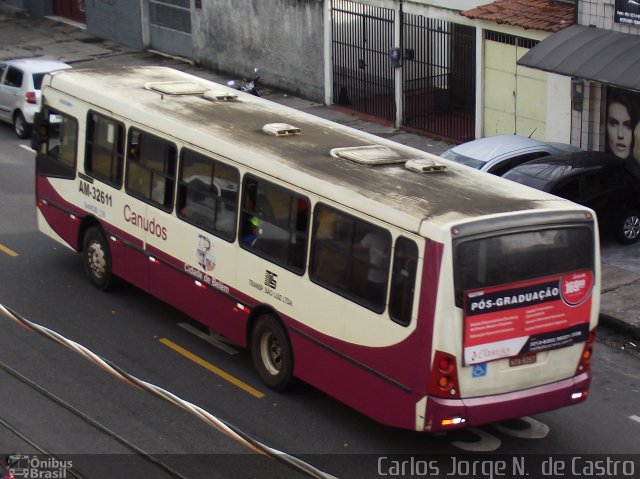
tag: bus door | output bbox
[79,112,146,289]
[34,107,80,249]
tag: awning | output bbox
[517,24,640,92]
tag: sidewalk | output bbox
[1,4,638,340]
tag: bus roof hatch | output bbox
[144,81,208,95]
[330,145,412,165]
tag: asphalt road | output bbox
[0,120,639,479]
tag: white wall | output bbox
[545,73,573,143]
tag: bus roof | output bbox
[45,66,576,234]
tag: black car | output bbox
[503,151,640,244]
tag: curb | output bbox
[599,313,640,341]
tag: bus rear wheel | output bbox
[83,227,114,291]
[251,315,293,391]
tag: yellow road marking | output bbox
[0,244,18,257]
[159,338,265,399]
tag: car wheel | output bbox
[13,111,31,139]
[250,314,293,391]
[616,210,640,245]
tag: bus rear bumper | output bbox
[423,371,591,432]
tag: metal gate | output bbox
[331,0,396,122]
[148,0,192,59]
[402,14,475,142]
[53,0,86,23]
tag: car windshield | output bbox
[32,72,46,90]
[441,149,485,169]
[503,168,556,191]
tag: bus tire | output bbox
[83,227,114,291]
[250,315,293,391]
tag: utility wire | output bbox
[0,303,337,479]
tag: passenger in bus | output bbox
[151,176,166,204]
[315,207,336,239]
[241,216,263,247]
[360,231,389,299]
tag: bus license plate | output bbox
[509,353,537,367]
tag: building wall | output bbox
[2,0,27,9]
[86,0,144,50]
[25,0,52,17]
[191,0,325,102]
[545,73,572,143]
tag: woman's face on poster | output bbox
[607,101,633,159]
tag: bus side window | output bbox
[240,176,309,274]
[354,223,391,308]
[177,148,239,242]
[310,204,390,313]
[125,128,176,210]
[389,237,418,326]
[85,111,124,187]
[35,107,78,179]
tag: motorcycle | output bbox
[227,67,261,97]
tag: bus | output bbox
[33,66,599,432]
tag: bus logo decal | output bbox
[265,270,277,289]
[197,234,216,272]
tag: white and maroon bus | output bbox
[33,66,599,432]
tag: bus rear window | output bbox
[453,227,594,306]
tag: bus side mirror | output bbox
[30,112,48,150]
[30,131,43,151]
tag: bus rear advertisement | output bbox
[463,269,593,365]
[33,66,599,432]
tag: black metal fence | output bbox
[402,14,476,142]
[330,2,476,142]
[331,0,396,122]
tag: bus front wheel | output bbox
[251,315,293,391]
[83,227,114,291]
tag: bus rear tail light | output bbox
[428,350,460,399]
[576,329,596,374]
[25,91,37,104]
[441,417,466,427]
[571,390,588,401]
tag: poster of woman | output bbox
[605,87,640,172]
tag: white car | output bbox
[0,57,71,138]
[440,134,582,176]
